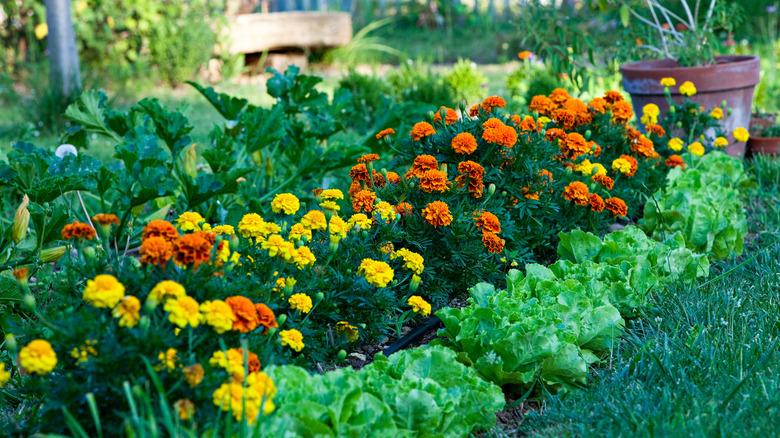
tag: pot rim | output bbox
[620,55,759,73]
[620,55,760,95]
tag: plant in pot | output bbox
[619,0,760,157]
[748,123,780,156]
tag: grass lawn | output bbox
[494,156,780,436]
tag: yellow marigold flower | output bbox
[271,193,300,215]
[336,321,360,342]
[83,274,125,309]
[288,223,312,242]
[261,235,296,261]
[164,296,201,328]
[210,348,261,380]
[391,248,425,275]
[688,141,705,156]
[407,295,432,316]
[174,399,195,421]
[0,363,10,387]
[280,329,305,352]
[575,159,594,176]
[112,295,141,328]
[288,293,313,313]
[211,225,235,235]
[328,215,349,240]
[183,364,204,387]
[537,116,551,126]
[200,300,236,334]
[319,188,344,211]
[733,127,750,142]
[374,201,396,223]
[660,77,676,87]
[358,259,394,288]
[293,246,316,269]
[301,210,327,231]
[714,136,729,148]
[158,348,178,371]
[591,163,607,177]
[176,212,205,232]
[612,157,633,175]
[679,81,697,96]
[640,103,660,125]
[69,340,97,364]
[19,339,57,375]
[212,371,276,422]
[668,137,684,151]
[348,213,372,230]
[148,280,186,305]
[238,213,268,239]
[710,107,724,120]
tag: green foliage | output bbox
[444,59,487,103]
[506,61,564,106]
[387,61,457,108]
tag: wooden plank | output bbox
[228,11,352,53]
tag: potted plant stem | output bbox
[619,0,760,157]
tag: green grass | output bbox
[495,156,780,436]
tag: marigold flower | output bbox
[261,235,296,261]
[710,107,724,120]
[288,223,312,242]
[19,339,57,375]
[482,231,505,253]
[660,77,676,87]
[359,258,395,288]
[295,246,317,269]
[255,303,278,333]
[165,296,201,328]
[83,274,125,308]
[395,202,413,216]
[605,197,628,217]
[300,210,327,231]
[149,280,186,305]
[588,97,608,113]
[0,363,10,387]
[174,399,195,421]
[173,232,214,267]
[271,193,300,215]
[210,348,261,380]
[482,119,518,148]
[391,248,425,275]
[61,221,96,240]
[411,122,436,141]
[112,295,141,328]
[604,90,624,104]
[435,107,460,125]
[456,160,485,198]
[200,300,236,334]
[349,163,370,184]
[422,201,453,227]
[143,220,179,242]
[611,100,634,123]
[212,371,277,422]
[665,154,686,169]
[92,213,119,226]
[561,132,590,159]
[375,128,395,140]
[183,364,205,387]
[226,296,259,333]
[140,236,174,266]
[405,155,439,179]
[591,163,607,177]
[549,88,570,105]
[328,215,349,241]
[280,329,305,352]
[593,173,614,190]
[357,153,380,164]
[386,171,401,184]
[374,201,396,223]
[640,103,660,125]
[347,213,372,231]
[158,348,178,371]
[563,181,590,206]
[679,81,697,96]
[474,211,501,233]
[336,321,360,342]
[645,123,666,137]
[688,141,705,157]
[176,212,206,232]
[539,169,554,182]
[529,95,555,114]
[632,135,658,158]
[713,136,728,148]
[238,213,268,239]
[517,50,534,60]
[667,137,684,152]
[451,132,478,154]
[481,96,507,112]
[588,193,605,212]
[733,127,750,143]
[419,169,449,193]
[351,189,377,213]
[612,155,638,177]
[407,295,432,316]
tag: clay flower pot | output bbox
[748,137,780,156]
[621,55,761,157]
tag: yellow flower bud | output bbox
[12,195,30,244]
[40,246,67,263]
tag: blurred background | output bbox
[0,0,776,155]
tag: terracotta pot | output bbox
[749,113,776,135]
[748,136,780,156]
[621,55,761,157]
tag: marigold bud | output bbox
[22,293,36,310]
[5,334,17,352]
[337,349,347,361]
[276,314,287,326]
[40,246,66,263]
[314,292,324,302]
[12,195,30,244]
[488,184,496,197]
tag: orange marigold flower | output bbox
[372,170,387,188]
[349,163,370,184]
[549,88,570,105]
[469,104,480,117]
[255,303,278,334]
[92,213,119,226]
[539,169,554,182]
[545,128,567,143]
[348,181,362,198]
[422,201,453,227]
[433,106,459,125]
[523,188,540,200]
[645,123,666,137]
[351,189,377,213]
[529,95,555,115]
[386,171,401,184]
[589,97,608,113]
[593,173,614,190]
[173,232,213,267]
[564,98,588,114]
[474,211,501,233]
[451,132,478,154]
[588,193,605,212]
[518,115,537,132]
[419,169,449,193]
[375,128,395,140]
[482,231,505,253]
[561,132,590,159]
[605,197,628,217]
[456,160,485,198]
[611,100,634,123]
[604,90,624,104]
[357,153,380,163]
[626,127,642,141]
[632,135,658,158]
[591,142,602,157]
[481,96,507,113]
[140,236,174,266]
[143,220,179,242]
[395,202,413,216]
[563,181,590,206]
[405,155,439,179]
[411,122,436,141]
[61,222,96,240]
[665,154,686,169]
[482,120,518,148]
[552,108,577,130]
[225,296,259,333]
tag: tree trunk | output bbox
[45,0,81,99]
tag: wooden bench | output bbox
[227,11,352,54]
